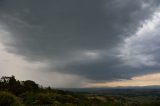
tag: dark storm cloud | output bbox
[0,0,160,82]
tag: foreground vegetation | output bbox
[0,76,160,106]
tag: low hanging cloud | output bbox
[0,0,160,85]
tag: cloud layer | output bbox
[0,0,160,86]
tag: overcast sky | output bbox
[0,0,160,88]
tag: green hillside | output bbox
[0,76,160,106]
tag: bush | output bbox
[20,92,37,105]
[0,91,23,106]
[35,93,54,104]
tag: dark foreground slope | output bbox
[0,76,160,106]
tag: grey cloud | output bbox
[0,0,160,83]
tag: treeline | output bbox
[0,75,111,106]
[0,75,38,95]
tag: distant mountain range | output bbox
[59,85,160,93]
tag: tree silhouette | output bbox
[0,75,39,95]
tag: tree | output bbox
[22,80,39,92]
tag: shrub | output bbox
[0,91,23,106]
[20,92,37,105]
[35,93,53,104]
